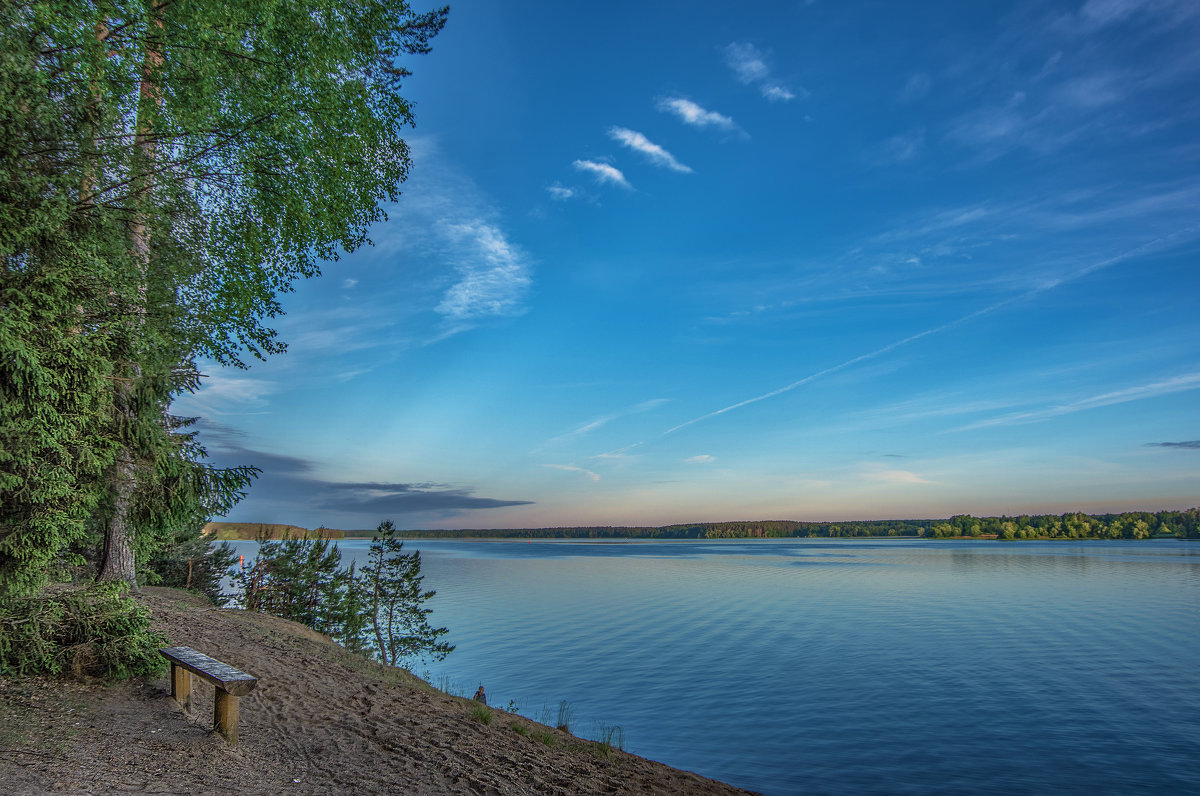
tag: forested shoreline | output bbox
[206,508,1199,541]
[393,509,1198,540]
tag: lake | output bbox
[224,538,1200,794]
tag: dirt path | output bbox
[1,588,755,795]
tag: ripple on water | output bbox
[230,539,1200,794]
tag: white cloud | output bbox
[725,42,770,84]
[633,398,671,412]
[761,84,796,102]
[685,454,716,464]
[591,442,645,462]
[342,278,358,289]
[174,372,276,416]
[543,464,601,482]
[365,137,534,331]
[607,127,693,173]
[723,42,800,102]
[657,97,738,132]
[573,159,632,189]
[546,183,576,201]
[435,220,532,319]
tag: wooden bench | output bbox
[160,646,258,744]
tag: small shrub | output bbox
[0,584,167,679]
[510,722,530,736]
[468,702,493,725]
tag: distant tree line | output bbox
[399,509,1200,541]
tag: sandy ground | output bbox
[0,587,755,795]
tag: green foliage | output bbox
[144,532,238,607]
[235,521,452,667]
[0,241,122,597]
[235,534,371,652]
[0,584,167,679]
[0,0,445,595]
[361,520,454,667]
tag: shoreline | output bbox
[1,587,755,795]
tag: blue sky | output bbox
[178,0,1200,530]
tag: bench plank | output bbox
[160,646,257,696]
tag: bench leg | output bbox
[170,664,192,712]
[214,690,239,744]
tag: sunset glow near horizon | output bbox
[177,0,1200,531]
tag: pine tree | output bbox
[360,520,453,667]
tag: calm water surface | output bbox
[226,539,1200,794]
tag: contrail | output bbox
[664,225,1200,436]
[664,298,1019,435]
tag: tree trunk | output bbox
[98,449,139,586]
[98,4,163,588]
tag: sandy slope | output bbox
[0,588,755,795]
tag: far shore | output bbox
[205,509,1195,543]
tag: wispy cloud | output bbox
[546,183,576,201]
[341,278,358,289]
[365,137,534,334]
[544,399,670,448]
[869,128,926,165]
[573,159,632,189]
[761,84,797,102]
[543,464,601,482]
[666,300,1019,435]
[435,220,532,319]
[862,468,934,485]
[685,454,716,464]
[1073,0,1197,30]
[590,442,645,463]
[898,72,932,102]
[1146,440,1200,449]
[175,372,277,416]
[725,41,769,83]
[607,127,693,173]
[723,42,803,102]
[666,227,1200,435]
[656,97,739,132]
[956,372,1200,431]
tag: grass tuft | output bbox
[530,728,558,747]
[468,702,493,725]
[594,723,625,758]
[555,699,573,733]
